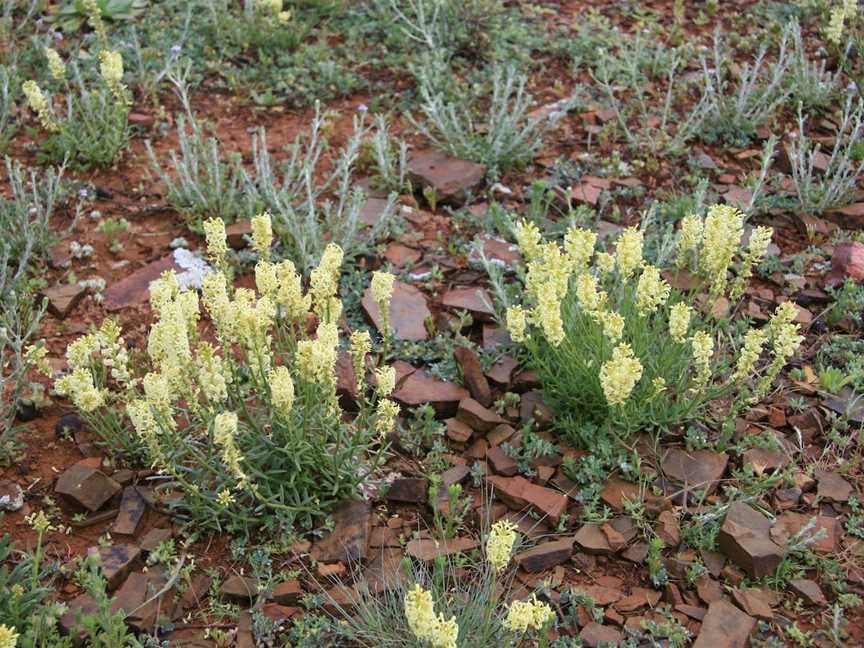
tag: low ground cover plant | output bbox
[21,45,130,168]
[496,204,803,439]
[334,519,556,648]
[52,213,400,534]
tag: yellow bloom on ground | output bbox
[615,227,644,279]
[700,204,743,296]
[203,218,229,267]
[374,365,396,397]
[595,251,616,275]
[506,305,527,342]
[268,365,295,415]
[374,398,400,437]
[99,50,124,85]
[55,368,104,412]
[635,265,671,316]
[216,488,235,507]
[503,594,555,634]
[575,273,605,312]
[668,302,692,343]
[486,519,519,572]
[599,343,643,407]
[564,226,596,271]
[596,310,625,342]
[45,48,66,81]
[827,6,846,44]
[675,214,704,269]
[0,623,20,648]
[690,330,714,390]
[534,282,565,346]
[404,584,458,648]
[275,260,310,321]
[255,260,279,297]
[513,220,543,262]
[22,80,59,132]
[310,244,344,318]
[733,328,768,382]
[251,212,273,260]
[371,270,396,338]
[730,225,773,301]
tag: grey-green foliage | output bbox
[0,64,18,152]
[370,115,409,194]
[592,36,711,156]
[1,158,73,264]
[150,78,396,271]
[0,247,44,463]
[785,19,839,113]
[146,111,253,226]
[789,95,864,213]
[243,103,397,273]
[412,65,574,179]
[700,28,792,145]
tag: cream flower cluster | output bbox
[99,50,128,104]
[827,0,858,44]
[675,206,773,299]
[0,624,19,648]
[22,81,58,132]
[599,343,643,407]
[371,271,396,337]
[54,319,131,413]
[486,519,518,572]
[45,48,66,81]
[404,584,458,648]
[503,594,555,634]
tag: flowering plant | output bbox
[21,26,130,168]
[335,519,556,648]
[52,213,396,534]
[500,204,802,438]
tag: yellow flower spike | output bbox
[274,260,310,321]
[371,271,396,336]
[255,260,279,298]
[595,251,616,275]
[0,623,20,648]
[374,398,400,437]
[599,343,643,407]
[733,328,768,383]
[22,81,59,132]
[534,281,565,347]
[310,244,344,318]
[506,305,527,343]
[730,225,773,301]
[575,273,604,312]
[374,365,396,397]
[268,365,295,416]
[513,220,543,262]
[503,594,555,633]
[349,330,371,391]
[403,584,458,648]
[690,330,715,390]
[675,214,704,269]
[827,6,846,44]
[82,0,108,47]
[486,519,519,572]
[251,212,273,260]
[615,227,644,279]
[700,204,743,296]
[668,302,692,343]
[143,371,173,414]
[564,226,597,271]
[203,218,229,268]
[596,310,625,342]
[45,48,66,81]
[197,343,229,404]
[55,367,105,412]
[635,264,671,316]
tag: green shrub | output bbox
[492,205,803,439]
[412,65,573,179]
[21,48,130,168]
[51,215,398,535]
